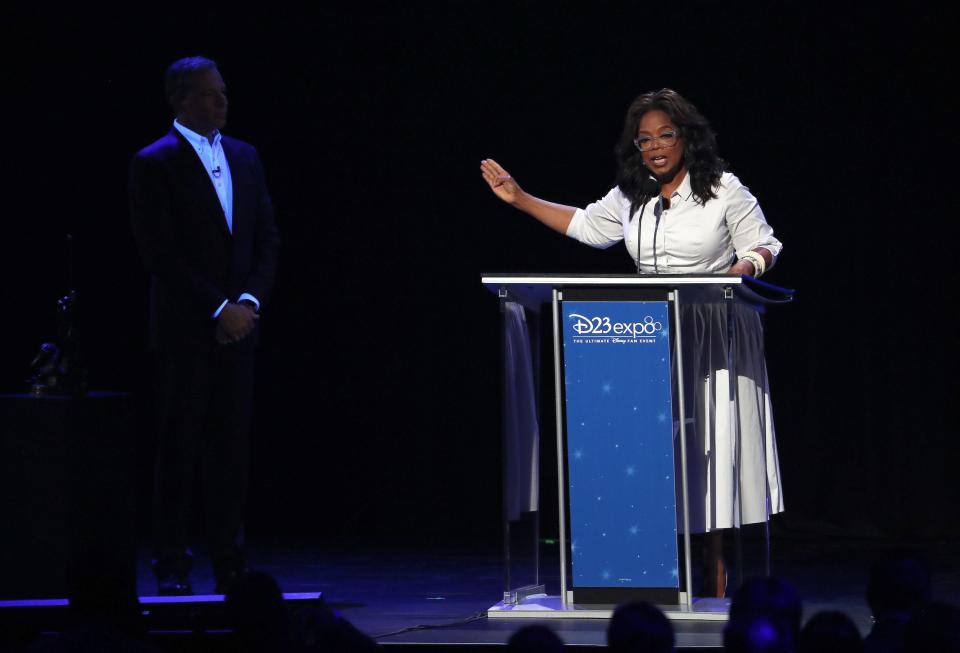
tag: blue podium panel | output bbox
[561,301,678,597]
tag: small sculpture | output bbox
[27,238,89,396]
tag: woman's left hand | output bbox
[728,260,756,276]
[728,248,773,276]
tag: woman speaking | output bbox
[481,88,784,597]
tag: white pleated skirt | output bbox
[676,299,784,532]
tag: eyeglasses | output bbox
[633,130,679,152]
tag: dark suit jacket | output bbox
[129,128,280,352]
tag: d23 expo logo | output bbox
[568,313,664,343]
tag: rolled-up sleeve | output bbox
[722,174,782,259]
[565,186,627,249]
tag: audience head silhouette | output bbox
[725,577,802,653]
[724,616,794,653]
[798,610,863,653]
[225,571,293,652]
[729,577,803,638]
[507,624,564,652]
[606,600,674,652]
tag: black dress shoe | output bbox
[157,573,193,596]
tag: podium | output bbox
[482,274,793,619]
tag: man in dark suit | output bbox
[129,56,280,595]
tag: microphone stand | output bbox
[635,176,662,274]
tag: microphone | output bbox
[640,175,661,197]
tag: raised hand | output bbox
[480,158,523,205]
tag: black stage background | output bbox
[2,5,956,553]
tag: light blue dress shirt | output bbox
[173,120,260,317]
[173,119,233,232]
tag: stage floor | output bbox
[122,534,959,648]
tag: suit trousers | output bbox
[152,340,255,578]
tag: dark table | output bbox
[0,392,138,599]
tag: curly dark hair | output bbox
[614,88,727,216]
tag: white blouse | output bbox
[566,171,782,274]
